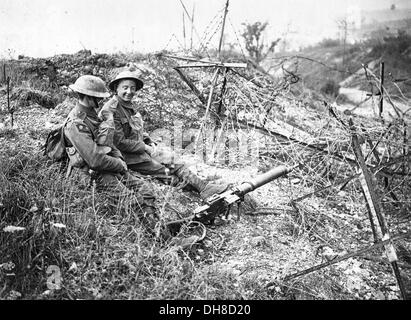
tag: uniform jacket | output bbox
[64,102,126,173]
[100,96,151,165]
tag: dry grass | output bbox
[0,148,277,300]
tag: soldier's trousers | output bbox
[91,170,160,233]
[95,171,155,207]
[128,158,198,191]
[128,158,169,176]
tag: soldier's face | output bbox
[116,79,137,102]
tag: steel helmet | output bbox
[69,75,110,98]
[108,70,144,91]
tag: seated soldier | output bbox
[99,70,230,200]
[64,75,166,236]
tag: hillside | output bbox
[0,48,411,301]
[270,31,411,99]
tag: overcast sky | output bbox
[0,0,408,58]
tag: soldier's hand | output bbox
[99,109,114,122]
[150,144,159,157]
[119,159,128,173]
[143,132,152,145]
[145,144,154,155]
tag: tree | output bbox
[337,18,351,67]
[337,12,357,68]
[241,21,281,65]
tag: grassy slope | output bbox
[270,35,411,100]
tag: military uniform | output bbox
[64,102,125,173]
[99,95,231,200]
[100,95,166,176]
[64,102,160,232]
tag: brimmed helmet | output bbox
[69,75,110,98]
[108,70,144,91]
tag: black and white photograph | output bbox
[1,0,411,305]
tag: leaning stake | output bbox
[267,231,411,285]
[349,118,407,300]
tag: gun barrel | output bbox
[236,165,296,195]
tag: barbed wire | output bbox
[178,0,212,58]
[162,34,176,52]
[197,11,227,55]
[268,55,357,76]
[228,17,247,60]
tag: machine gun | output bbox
[166,165,297,235]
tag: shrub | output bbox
[318,38,341,48]
[370,29,411,57]
[320,79,340,97]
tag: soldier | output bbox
[99,70,231,201]
[64,75,165,236]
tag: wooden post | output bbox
[218,0,230,58]
[212,67,228,160]
[211,118,226,163]
[7,76,12,127]
[194,68,220,161]
[190,3,195,50]
[4,64,13,128]
[358,173,380,242]
[174,68,207,104]
[224,135,230,165]
[349,118,407,300]
[182,11,186,50]
[179,0,203,55]
[350,119,387,234]
[379,61,384,118]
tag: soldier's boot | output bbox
[173,166,259,213]
[173,165,229,200]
